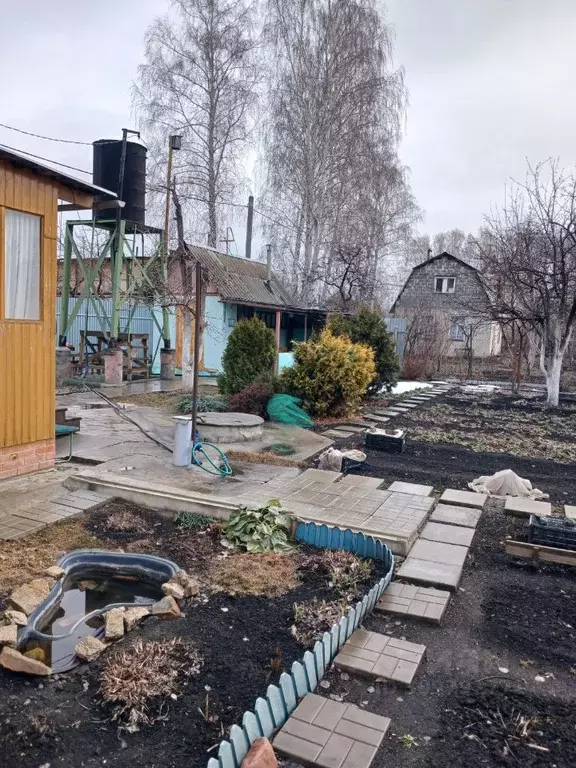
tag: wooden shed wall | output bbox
[0,160,58,448]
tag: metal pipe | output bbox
[245,195,254,259]
[266,243,272,282]
[191,260,202,442]
[58,222,73,346]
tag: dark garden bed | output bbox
[0,501,388,768]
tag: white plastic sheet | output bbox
[468,468,548,500]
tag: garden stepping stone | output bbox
[338,475,384,489]
[334,629,426,686]
[375,581,451,624]
[364,415,390,423]
[409,539,469,567]
[388,406,410,413]
[395,402,418,408]
[323,429,357,439]
[430,503,482,528]
[387,481,433,497]
[420,521,475,548]
[396,557,463,591]
[565,505,576,520]
[273,693,391,768]
[372,409,401,416]
[504,497,552,517]
[440,489,486,508]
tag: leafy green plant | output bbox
[224,500,294,553]
[174,511,214,530]
[281,329,376,416]
[399,734,418,748]
[178,394,228,414]
[328,307,400,394]
[219,317,277,396]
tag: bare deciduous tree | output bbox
[475,160,576,406]
[134,0,260,247]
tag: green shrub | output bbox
[218,317,277,396]
[224,500,294,553]
[178,394,228,414]
[228,378,275,418]
[328,307,399,394]
[281,329,375,416]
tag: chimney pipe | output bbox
[266,243,272,282]
[245,195,254,259]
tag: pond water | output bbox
[21,577,162,673]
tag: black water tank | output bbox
[92,139,146,225]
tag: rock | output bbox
[9,582,50,616]
[241,738,277,768]
[161,582,185,601]
[123,607,150,631]
[319,680,330,689]
[151,596,182,619]
[3,610,27,627]
[77,580,99,591]
[0,624,18,648]
[0,647,51,676]
[45,566,65,579]
[172,570,200,597]
[24,647,47,664]
[75,635,108,662]
[104,608,125,641]
[29,578,54,593]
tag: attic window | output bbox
[435,276,455,294]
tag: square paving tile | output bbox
[395,402,418,408]
[334,629,425,686]
[396,557,462,591]
[273,693,391,768]
[430,503,481,528]
[420,521,475,547]
[409,539,469,567]
[565,505,576,520]
[504,497,552,517]
[365,415,390,424]
[387,481,433,497]
[338,475,384,490]
[375,581,450,624]
[323,429,355,439]
[440,489,486,508]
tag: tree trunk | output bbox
[544,351,563,407]
[181,307,195,392]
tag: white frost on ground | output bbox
[388,380,433,395]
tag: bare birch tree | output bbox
[133,0,260,247]
[262,0,413,303]
[475,160,576,406]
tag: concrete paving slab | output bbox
[323,429,357,439]
[334,629,426,686]
[338,475,384,489]
[375,581,451,624]
[372,409,402,416]
[430,504,482,528]
[565,505,576,520]
[440,489,486,508]
[396,557,462,591]
[387,481,433,497]
[409,538,468,567]
[364,414,391,424]
[504,497,552,517]
[273,693,391,768]
[395,402,418,408]
[420,521,475,547]
[388,407,410,413]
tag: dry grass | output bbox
[113,385,216,410]
[227,450,304,468]
[210,552,299,596]
[300,550,373,596]
[292,597,348,647]
[99,638,202,731]
[0,519,108,598]
[104,510,153,534]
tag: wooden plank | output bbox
[242,711,262,744]
[279,672,297,714]
[505,539,576,567]
[254,698,275,739]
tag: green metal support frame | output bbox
[57,218,170,354]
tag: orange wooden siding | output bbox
[0,160,58,449]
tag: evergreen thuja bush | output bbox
[218,317,276,396]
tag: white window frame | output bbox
[450,317,466,342]
[3,208,42,321]
[434,276,456,294]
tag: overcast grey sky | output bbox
[2,0,575,237]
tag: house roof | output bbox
[183,244,304,310]
[390,251,480,313]
[0,145,117,201]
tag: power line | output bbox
[0,142,92,176]
[0,122,93,146]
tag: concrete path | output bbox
[334,629,426,687]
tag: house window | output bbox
[435,276,455,294]
[450,317,466,342]
[4,209,41,319]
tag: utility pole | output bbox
[245,195,254,259]
[162,134,182,349]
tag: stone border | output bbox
[207,525,394,768]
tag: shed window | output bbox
[435,276,455,293]
[4,209,41,320]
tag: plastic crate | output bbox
[364,431,406,453]
[528,514,576,551]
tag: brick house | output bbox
[391,252,501,358]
